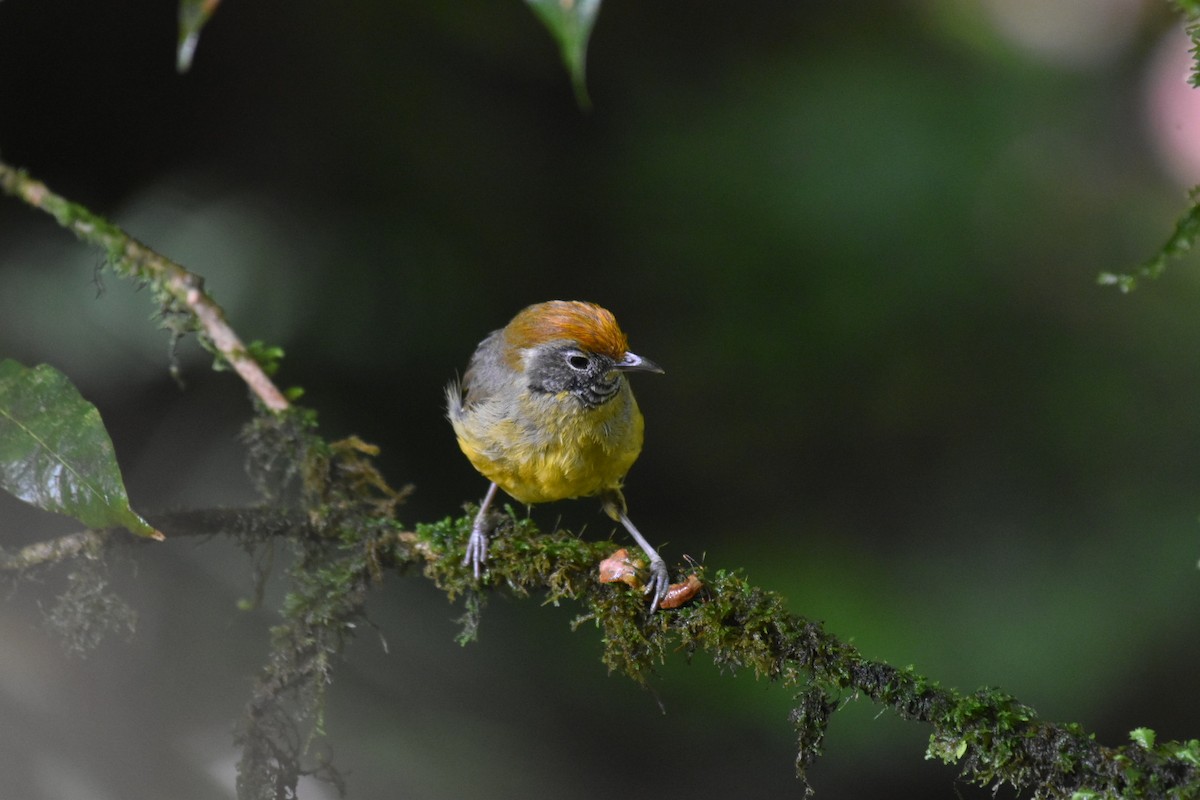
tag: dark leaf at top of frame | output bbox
[177,0,224,72]
[526,0,602,108]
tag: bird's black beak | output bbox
[616,351,664,374]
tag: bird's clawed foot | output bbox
[644,558,670,614]
[462,523,489,579]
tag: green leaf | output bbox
[1164,738,1200,766]
[526,0,602,108]
[1130,727,1156,749]
[177,0,223,73]
[0,360,163,540]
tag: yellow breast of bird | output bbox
[452,384,645,505]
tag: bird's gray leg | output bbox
[615,510,670,613]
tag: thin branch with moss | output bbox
[1100,3,1200,293]
[0,529,109,570]
[1099,187,1200,292]
[0,159,290,412]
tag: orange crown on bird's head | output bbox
[504,301,630,361]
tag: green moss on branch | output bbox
[413,510,1200,798]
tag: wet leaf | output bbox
[0,360,163,539]
[177,0,224,72]
[525,0,602,107]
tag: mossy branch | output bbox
[414,512,1200,800]
[1100,4,1200,293]
[3,161,1197,800]
[1099,187,1200,292]
[1171,1,1200,88]
[10,491,1199,797]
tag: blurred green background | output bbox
[2,1,1200,798]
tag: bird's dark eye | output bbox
[566,353,591,370]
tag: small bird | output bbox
[446,300,671,610]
